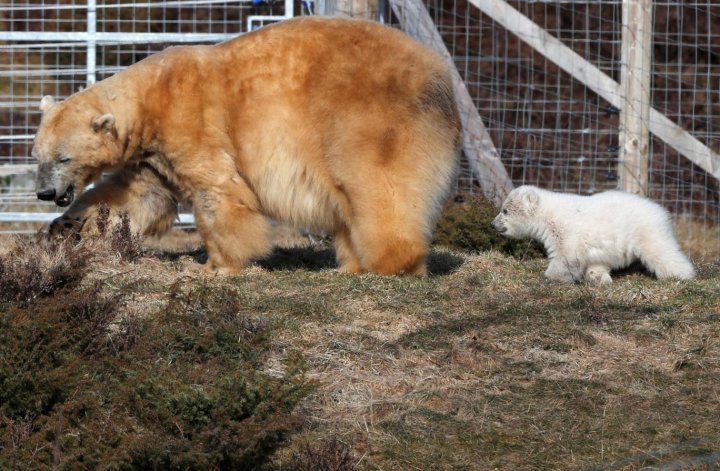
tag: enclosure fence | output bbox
[1,0,718,259]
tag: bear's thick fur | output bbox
[33,17,462,275]
[491,185,695,284]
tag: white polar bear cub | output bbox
[491,185,695,284]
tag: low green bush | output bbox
[433,194,544,259]
[0,280,312,470]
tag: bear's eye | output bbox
[502,209,508,214]
[57,155,71,164]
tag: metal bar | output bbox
[247,0,293,29]
[0,67,126,78]
[86,0,97,85]
[0,135,35,142]
[0,0,251,12]
[0,32,238,43]
[0,164,37,177]
[0,212,196,224]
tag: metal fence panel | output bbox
[1,0,718,260]
[0,0,293,232]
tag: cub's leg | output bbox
[585,264,613,285]
[49,163,180,237]
[545,253,584,283]
[635,228,695,280]
[193,180,272,274]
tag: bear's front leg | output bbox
[192,183,272,275]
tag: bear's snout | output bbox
[491,218,505,233]
[37,188,56,201]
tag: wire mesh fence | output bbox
[396,0,720,259]
[0,0,294,228]
[1,0,718,259]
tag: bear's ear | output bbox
[91,113,116,134]
[523,188,539,208]
[39,95,56,113]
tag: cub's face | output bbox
[33,95,120,207]
[491,185,540,238]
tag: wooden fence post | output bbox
[468,0,719,182]
[618,0,653,196]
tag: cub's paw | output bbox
[544,264,575,283]
[585,265,612,285]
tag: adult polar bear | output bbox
[33,17,461,275]
[491,186,695,284]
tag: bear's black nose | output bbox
[490,220,497,230]
[37,189,56,201]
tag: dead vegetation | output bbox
[254,250,720,470]
[0,200,719,470]
[0,230,311,469]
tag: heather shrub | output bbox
[110,212,144,262]
[433,194,544,259]
[290,438,356,471]
[95,204,144,262]
[0,280,312,469]
[0,234,89,306]
[0,206,144,308]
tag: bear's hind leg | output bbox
[364,235,428,276]
[345,214,428,276]
[49,163,179,237]
[635,231,695,280]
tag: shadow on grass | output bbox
[258,247,338,271]
[150,247,207,264]
[427,250,465,276]
[610,260,653,279]
[582,438,720,471]
[150,242,465,275]
[259,246,465,275]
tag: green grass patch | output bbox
[0,239,313,470]
[433,194,545,259]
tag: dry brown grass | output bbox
[1,227,719,470]
[675,214,720,262]
[252,250,719,470]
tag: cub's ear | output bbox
[523,188,539,208]
[39,95,56,113]
[91,113,116,134]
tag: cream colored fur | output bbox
[32,17,461,275]
[491,185,695,284]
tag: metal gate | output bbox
[0,0,294,232]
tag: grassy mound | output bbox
[433,194,544,259]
